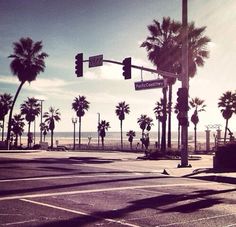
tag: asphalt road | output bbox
[0,152,235,227]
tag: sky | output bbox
[0,0,236,134]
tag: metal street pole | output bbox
[72,117,77,150]
[37,99,44,144]
[181,0,189,167]
[97,113,100,148]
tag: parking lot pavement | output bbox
[0,150,236,226]
[0,149,235,183]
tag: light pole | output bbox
[72,117,77,150]
[97,113,100,147]
[37,99,44,144]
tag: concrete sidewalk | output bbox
[1,149,235,184]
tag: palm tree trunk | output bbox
[167,84,172,149]
[120,120,123,150]
[51,130,54,148]
[79,116,81,149]
[157,120,160,150]
[101,136,104,149]
[178,122,180,150]
[224,119,229,144]
[6,81,25,149]
[194,124,197,152]
[141,129,144,150]
[15,134,18,147]
[2,117,5,141]
[161,87,167,153]
[27,121,31,148]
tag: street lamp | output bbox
[97,113,100,148]
[72,117,77,150]
[37,99,44,144]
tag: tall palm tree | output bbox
[72,95,90,149]
[126,130,136,150]
[141,17,210,152]
[0,93,13,141]
[43,107,61,149]
[154,99,164,150]
[11,114,25,147]
[7,37,48,149]
[98,120,110,149]
[218,91,236,143]
[115,101,130,150]
[20,97,40,148]
[141,17,181,152]
[190,97,206,152]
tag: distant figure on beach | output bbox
[88,137,92,146]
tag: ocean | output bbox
[18,130,219,148]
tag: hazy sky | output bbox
[0,0,236,133]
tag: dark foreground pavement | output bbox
[0,150,235,226]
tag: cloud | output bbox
[0,75,19,85]
[83,57,156,81]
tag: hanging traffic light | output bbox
[176,87,188,112]
[122,57,131,79]
[177,112,189,126]
[75,53,83,77]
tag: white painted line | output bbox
[225,224,236,227]
[0,173,142,183]
[158,213,236,226]
[0,182,215,201]
[2,219,38,226]
[21,199,140,227]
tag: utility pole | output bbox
[37,99,44,144]
[181,0,189,167]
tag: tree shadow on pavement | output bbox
[37,188,236,227]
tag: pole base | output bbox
[177,163,192,168]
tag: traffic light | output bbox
[122,57,131,79]
[75,53,83,77]
[177,112,189,126]
[176,87,188,112]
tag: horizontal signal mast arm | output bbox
[83,59,179,79]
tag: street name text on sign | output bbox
[89,54,103,68]
[134,79,165,91]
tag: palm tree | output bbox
[43,107,61,149]
[126,130,136,150]
[40,122,49,142]
[115,101,130,150]
[190,97,206,152]
[218,91,236,143]
[0,93,13,141]
[72,95,90,149]
[98,120,110,149]
[154,99,164,150]
[11,114,25,147]
[20,97,40,148]
[6,37,48,149]
[137,115,153,151]
[141,18,210,152]
[141,17,181,152]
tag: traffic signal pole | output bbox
[82,59,179,79]
[180,0,189,167]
